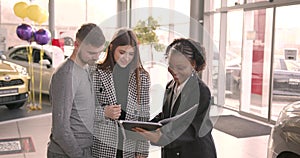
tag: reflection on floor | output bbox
[0,108,272,158]
[224,94,298,121]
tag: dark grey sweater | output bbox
[47,59,96,158]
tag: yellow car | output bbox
[0,56,30,109]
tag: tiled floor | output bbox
[0,109,272,158]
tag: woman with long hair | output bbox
[92,28,150,158]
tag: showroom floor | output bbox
[0,107,272,158]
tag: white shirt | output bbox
[170,76,190,115]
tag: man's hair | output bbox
[76,23,105,47]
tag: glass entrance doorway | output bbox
[239,8,274,119]
[271,5,300,120]
[224,4,300,121]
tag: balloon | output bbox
[27,5,42,22]
[16,23,33,42]
[13,2,28,19]
[36,9,48,25]
[34,28,51,45]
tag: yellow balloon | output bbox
[36,9,48,25]
[27,5,42,22]
[13,2,28,19]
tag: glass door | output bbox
[271,4,300,121]
[240,8,274,119]
[224,10,243,110]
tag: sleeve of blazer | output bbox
[136,72,151,157]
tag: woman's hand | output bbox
[104,104,121,120]
[133,127,162,143]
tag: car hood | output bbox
[0,60,22,75]
[282,101,300,115]
[279,101,300,144]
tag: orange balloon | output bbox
[13,2,28,19]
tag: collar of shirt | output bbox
[170,77,190,115]
[174,76,190,96]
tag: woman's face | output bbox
[113,45,135,68]
[168,51,194,85]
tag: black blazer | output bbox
[151,74,217,158]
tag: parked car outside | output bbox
[3,44,65,94]
[212,50,241,95]
[267,101,300,158]
[226,57,300,98]
[0,55,30,109]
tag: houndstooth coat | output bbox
[91,66,150,158]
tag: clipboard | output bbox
[118,120,162,131]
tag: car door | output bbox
[31,48,54,94]
[6,46,54,94]
[273,58,300,96]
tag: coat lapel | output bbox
[163,81,175,118]
[170,75,199,116]
[125,73,138,119]
[98,69,118,104]
[171,95,181,117]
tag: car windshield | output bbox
[285,60,300,71]
[274,58,300,71]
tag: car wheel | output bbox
[277,151,300,158]
[6,102,25,110]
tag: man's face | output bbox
[77,43,104,66]
[168,51,193,85]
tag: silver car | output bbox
[3,44,65,94]
[267,101,300,158]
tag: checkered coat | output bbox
[91,66,150,158]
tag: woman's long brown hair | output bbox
[97,28,149,106]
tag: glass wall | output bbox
[0,0,117,48]
[131,0,191,44]
[204,0,221,11]
[211,13,221,104]
[271,4,300,120]
[247,0,269,3]
[227,0,245,6]
[205,0,300,121]
[225,10,243,110]
[1,0,50,47]
[130,0,190,118]
[241,8,273,118]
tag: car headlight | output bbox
[276,101,300,144]
[14,65,28,76]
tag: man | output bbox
[47,23,106,158]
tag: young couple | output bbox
[47,23,217,158]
